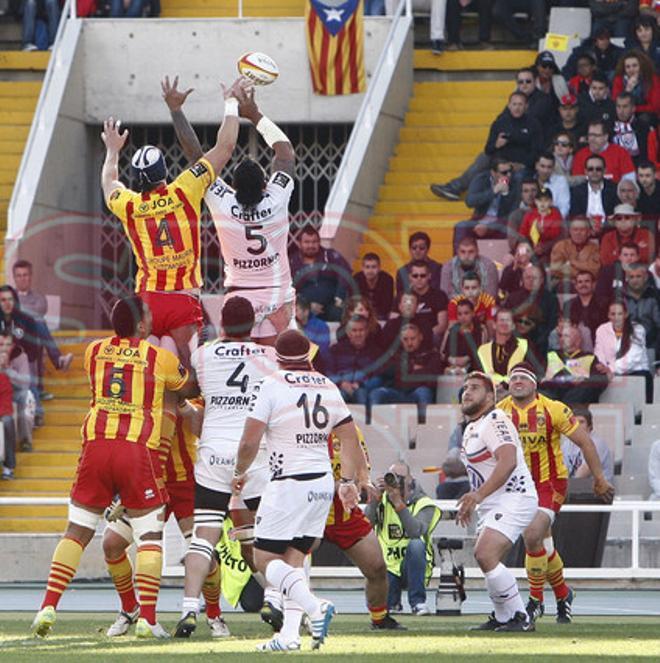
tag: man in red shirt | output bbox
[600,204,655,266]
[572,120,635,183]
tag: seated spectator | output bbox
[382,292,428,354]
[636,161,660,233]
[569,153,620,229]
[536,51,570,108]
[364,0,386,15]
[453,156,520,251]
[436,445,470,500]
[617,177,642,209]
[578,74,617,129]
[111,0,146,16]
[447,271,496,333]
[561,406,614,484]
[369,323,444,421]
[589,0,638,40]
[622,262,660,350]
[569,270,610,342]
[572,120,636,183]
[353,252,394,320]
[289,225,352,322]
[328,315,382,405]
[594,299,652,402]
[396,232,442,295]
[547,314,594,353]
[611,50,660,123]
[541,320,609,405]
[13,260,73,403]
[21,0,60,51]
[533,152,571,219]
[445,0,492,51]
[568,53,597,98]
[518,188,564,263]
[385,0,447,53]
[441,299,488,375]
[477,307,543,384]
[612,92,653,167]
[499,239,534,299]
[405,260,449,347]
[0,334,33,455]
[626,14,660,72]
[552,130,583,186]
[562,26,624,84]
[0,344,15,480]
[338,295,383,347]
[295,297,330,363]
[504,264,559,355]
[595,241,641,300]
[507,178,538,250]
[492,0,546,47]
[440,235,499,299]
[600,204,654,266]
[550,217,601,292]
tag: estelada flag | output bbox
[305,0,366,96]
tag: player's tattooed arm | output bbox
[161,75,204,164]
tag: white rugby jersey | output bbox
[204,171,294,289]
[248,369,352,478]
[461,408,537,509]
[191,341,278,451]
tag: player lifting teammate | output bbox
[164,79,296,346]
[457,371,538,632]
[174,297,278,638]
[232,330,371,651]
[102,76,249,368]
[31,296,198,639]
[499,362,615,624]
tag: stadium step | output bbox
[0,518,66,533]
[414,49,535,71]
[0,478,71,493]
[160,0,306,18]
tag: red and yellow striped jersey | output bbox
[82,336,188,450]
[106,159,215,293]
[498,393,578,484]
[162,406,199,484]
[326,425,369,526]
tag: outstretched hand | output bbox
[101,117,128,153]
[161,75,194,112]
[222,77,253,103]
[239,87,261,124]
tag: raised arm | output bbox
[239,88,295,177]
[100,117,128,202]
[161,75,204,164]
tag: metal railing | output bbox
[2,497,658,580]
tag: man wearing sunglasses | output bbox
[572,120,636,183]
[569,153,620,225]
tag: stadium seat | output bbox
[600,376,645,420]
[548,7,591,40]
[408,423,451,495]
[435,376,463,405]
[348,404,367,430]
[614,474,648,500]
[590,403,629,468]
[360,420,406,475]
[371,403,419,447]
[425,404,461,437]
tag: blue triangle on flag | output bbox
[310,0,360,37]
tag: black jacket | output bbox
[466,170,521,221]
[484,109,544,168]
[569,180,619,217]
[578,94,616,131]
[562,40,625,81]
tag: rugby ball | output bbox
[237,51,279,86]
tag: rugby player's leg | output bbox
[342,528,403,629]
[258,300,294,347]
[522,510,552,613]
[474,527,526,625]
[103,522,139,617]
[544,532,573,622]
[169,323,198,371]
[32,503,101,636]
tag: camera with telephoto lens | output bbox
[384,471,404,493]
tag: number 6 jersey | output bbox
[248,369,353,478]
[204,171,295,291]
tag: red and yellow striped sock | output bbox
[135,545,162,625]
[368,604,388,624]
[202,562,222,620]
[42,536,84,609]
[547,550,569,600]
[106,552,138,614]
[525,548,548,602]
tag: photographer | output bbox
[365,462,441,616]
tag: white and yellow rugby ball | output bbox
[237,51,279,86]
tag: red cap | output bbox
[560,93,577,107]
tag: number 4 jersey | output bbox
[248,369,353,479]
[204,171,294,291]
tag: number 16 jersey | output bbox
[204,171,295,291]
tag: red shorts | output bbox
[140,291,203,338]
[70,438,167,510]
[324,507,373,550]
[165,479,195,522]
[536,478,568,515]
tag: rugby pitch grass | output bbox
[1,613,659,661]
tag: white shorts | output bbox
[477,494,538,544]
[254,473,334,542]
[224,286,295,338]
[195,444,269,501]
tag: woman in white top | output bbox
[594,300,652,402]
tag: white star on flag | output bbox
[324,8,344,21]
